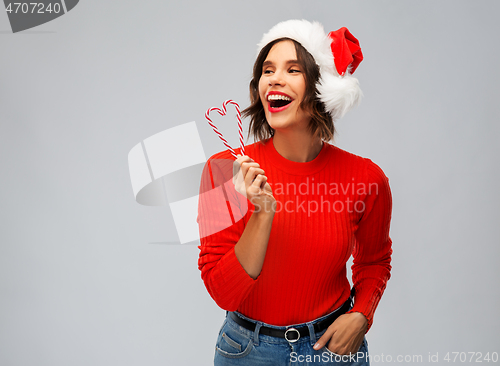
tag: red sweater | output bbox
[197,137,392,332]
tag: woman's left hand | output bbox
[313,312,368,355]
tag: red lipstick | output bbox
[266,91,293,113]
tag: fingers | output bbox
[233,154,254,177]
[313,313,366,355]
[234,154,270,194]
[313,327,335,350]
[234,154,252,186]
[234,155,264,182]
[250,173,267,190]
[244,166,265,188]
[235,154,253,164]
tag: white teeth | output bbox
[267,94,292,102]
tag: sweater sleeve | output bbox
[346,158,393,332]
[196,157,258,311]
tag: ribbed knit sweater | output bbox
[197,137,392,332]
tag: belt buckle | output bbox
[284,327,300,343]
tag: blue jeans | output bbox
[213,305,370,365]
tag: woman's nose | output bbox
[269,70,285,86]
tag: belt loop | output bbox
[306,322,316,346]
[253,322,262,346]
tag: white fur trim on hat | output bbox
[257,19,362,121]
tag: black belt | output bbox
[228,288,355,343]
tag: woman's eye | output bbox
[290,69,301,73]
[263,70,273,74]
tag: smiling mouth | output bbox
[267,94,293,110]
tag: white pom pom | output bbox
[317,72,363,121]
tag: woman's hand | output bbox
[233,154,276,215]
[313,312,368,355]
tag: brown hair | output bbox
[242,38,335,143]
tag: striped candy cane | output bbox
[205,100,245,159]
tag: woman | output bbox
[197,19,393,365]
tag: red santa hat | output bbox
[257,19,364,121]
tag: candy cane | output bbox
[205,100,245,159]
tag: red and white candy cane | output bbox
[205,100,245,159]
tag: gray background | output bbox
[1,1,499,365]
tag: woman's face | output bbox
[258,40,310,133]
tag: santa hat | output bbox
[257,19,363,121]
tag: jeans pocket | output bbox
[215,322,254,359]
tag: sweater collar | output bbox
[261,136,331,175]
